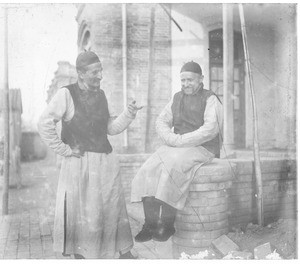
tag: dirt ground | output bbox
[179,218,297,260]
[227,218,298,259]
[1,159,298,260]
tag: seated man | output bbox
[131,61,223,242]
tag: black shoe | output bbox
[135,224,153,242]
[152,201,176,242]
[74,253,85,259]
[119,251,137,259]
[152,224,175,242]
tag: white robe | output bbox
[38,87,135,258]
[131,94,223,210]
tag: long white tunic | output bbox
[131,94,223,210]
[38,87,135,259]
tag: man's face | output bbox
[180,72,203,95]
[79,62,103,89]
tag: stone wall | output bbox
[46,61,77,103]
[119,154,297,227]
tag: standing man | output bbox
[38,51,142,259]
[131,61,223,243]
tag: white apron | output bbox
[131,145,214,210]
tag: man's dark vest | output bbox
[61,83,112,154]
[171,88,221,157]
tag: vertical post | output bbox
[222,3,235,152]
[122,3,128,148]
[239,4,264,226]
[2,5,10,215]
[145,6,155,152]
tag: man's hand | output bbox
[127,101,143,116]
[71,148,82,158]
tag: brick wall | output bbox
[126,4,172,152]
[77,3,172,153]
[118,153,150,203]
[228,158,297,227]
[119,154,297,227]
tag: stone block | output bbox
[189,189,227,199]
[190,181,232,191]
[223,250,253,259]
[176,211,228,223]
[212,234,240,256]
[254,242,272,259]
[175,218,228,232]
[181,203,228,215]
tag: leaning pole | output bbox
[238,4,264,226]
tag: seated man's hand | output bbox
[127,101,143,117]
[166,132,181,147]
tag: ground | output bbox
[226,219,297,259]
[0,158,298,259]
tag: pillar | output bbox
[222,4,235,152]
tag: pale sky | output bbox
[0,3,78,131]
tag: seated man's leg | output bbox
[135,196,160,242]
[135,197,177,243]
[153,199,176,242]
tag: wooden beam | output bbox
[222,3,235,151]
[2,6,10,215]
[122,3,128,148]
[145,6,155,152]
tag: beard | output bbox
[85,80,100,91]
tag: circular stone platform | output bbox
[172,158,235,258]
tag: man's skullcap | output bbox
[180,61,202,75]
[76,51,100,70]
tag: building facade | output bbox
[170,3,297,155]
[62,3,296,156]
[76,3,172,153]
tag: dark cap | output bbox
[76,51,100,71]
[180,61,202,75]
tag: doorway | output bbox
[209,28,245,148]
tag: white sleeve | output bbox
[37,88,73,156]
[156,99,181,146]
[173,95,223,147]
[107,104,136,135]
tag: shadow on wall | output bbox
[20,132,47,162]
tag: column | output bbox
[222,4,235,152]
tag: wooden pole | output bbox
[122,3,128,148]
[145,6,155,152]
[223,4,235,152]
[238,4,264,226]
[2,5,10,215]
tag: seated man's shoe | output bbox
[152,223,175,242]
[134,224,153,243]
[119,251,137,259]
[74,253,85,259]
